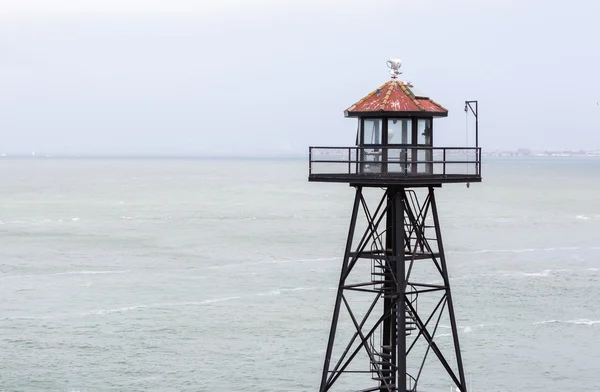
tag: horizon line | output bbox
[0,153,307,160]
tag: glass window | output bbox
[361,119,383,174]
[387,119,412,144]
[363,119,382,145]
[417,119,432,145]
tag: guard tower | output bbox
[309,59,481,392]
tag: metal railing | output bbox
[309,146,481,178]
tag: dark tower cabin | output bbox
[309,59,481,392]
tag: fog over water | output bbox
[2,0,600,156]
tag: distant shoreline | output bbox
[0,154,307,160]
[1,154,600,161]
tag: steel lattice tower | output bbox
[308,59,481,392]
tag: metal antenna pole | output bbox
[465,101,479,148]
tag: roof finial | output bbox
[386,58,403,79]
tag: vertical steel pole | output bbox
[475,101,479,149]
[382,189,393,392]
[475,102,479,177]
[395,188,406,392]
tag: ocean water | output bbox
[1,157,599,391]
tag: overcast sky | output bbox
[2,0,599,155]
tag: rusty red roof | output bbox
[345,79,447,117]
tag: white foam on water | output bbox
[85,304,150,315]
[1,270,130,280]
[534,319,599,326]
[6,218,84,224]
[436,325,480,333]
[52,270,129,276]
[81,296,242,316]
[436,333,452,337]
[258,290,281,296]
[3,314,59,321]
[255,287,314,297]
[522,270,552,277]
[576,215,591,220]
[279,287,309,292]
[461,246,596,254]
[199,296,241,304]
[486,268,576,279]
[473,248,537,254]
[533,320,559,325]
[566,319,600,326]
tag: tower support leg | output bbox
[429,188,467,390]
[319,188,362,392]
[319,186,468,392]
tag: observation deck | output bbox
[308,146,481,186]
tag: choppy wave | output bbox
[424,265,598,285]
[209,257,338,270]
[438,324,484,333]
[80,287,324,316]
[520,269,572,277]
[52,270,129,276]
[500,268,600,278]
[534,319,600,326]
[534,320,559,325]
[82,296,243,315]
[575,214,600,220]
[465,246,594,254]
[521,270,552,277]
[256,287,313,296]
[0,218,82,224]
[1,270,130,280]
